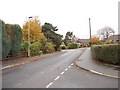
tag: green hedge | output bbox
[91,44,120,65]
[1,19,22,58]
[68,42,78,49]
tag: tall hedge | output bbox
[1,21,12,58]
[1,19,22,58]
[10,24,22,57]
[91,44,120,65]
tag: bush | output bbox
[21,41,29,51]
[91,44,120,65]
[68,42,78,49]
[30,42,43,56]
[45,42,55,53]
[61,46,66,49]
[79,45,82,48]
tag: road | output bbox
[2,48,118,88]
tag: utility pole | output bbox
[89,18,92,47]
[28,16,32,57]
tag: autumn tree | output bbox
[97,26,115,41]
[22,16,46,43]
[91,36,100,44]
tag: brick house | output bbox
[106,35,120,42]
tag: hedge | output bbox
[1,19,22,58]
[68,42,78,49]
[91,44,120,65]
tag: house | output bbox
[60,42,66,47]
[77,39,90,46]
[106,35,120,42]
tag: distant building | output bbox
[60,42,66,47]
[77,39,90,46]
[106,35,120,42]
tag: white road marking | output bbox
[54,76,60,81]
[68,66,71,68]
[71,63,74,66]
[61,71,65,75]
[65,68,68,71]
[46,63,73,88]
[46,82,53,88]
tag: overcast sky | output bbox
[0,0,119,39]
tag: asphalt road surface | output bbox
[2,48,118,88]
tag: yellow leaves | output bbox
[22,16,46,43]
[91,36,100,44]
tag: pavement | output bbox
[75,48,119,79]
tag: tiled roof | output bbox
[106,35,120,42]
[77,39,90,43]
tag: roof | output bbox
[106,35,120,42]
[77,39,90,43]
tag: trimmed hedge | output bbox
[91,44,120,65]
[1,19,22,58]
[68,42,78,49]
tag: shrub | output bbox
[68,42,78,49]
[61,46,66,49]
[21,41,29,51]
[57,46,61,51]
[104,42,110,44]
[30,42,42,56]
[45,42,55,53]
[91,44,120,65]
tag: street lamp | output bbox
[28,16,32,57]
[89,18,92,47]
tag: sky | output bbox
[0,0,119,39]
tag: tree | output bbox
[42,23,63,51]
[63,31,73,46]
[22,16,46,43]
[91,36,100,44]
[97,26,115,41]
[65,31,73,41]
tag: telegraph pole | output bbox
[89,18,92,47]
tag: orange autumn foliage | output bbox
[22,16,46,43]
[91,36,100,44]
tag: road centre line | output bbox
[54,76,60,81]
[61,71,65,75]
[65,68,68,71]
[46,63,73,88]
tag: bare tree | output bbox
[97,26,115,41]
